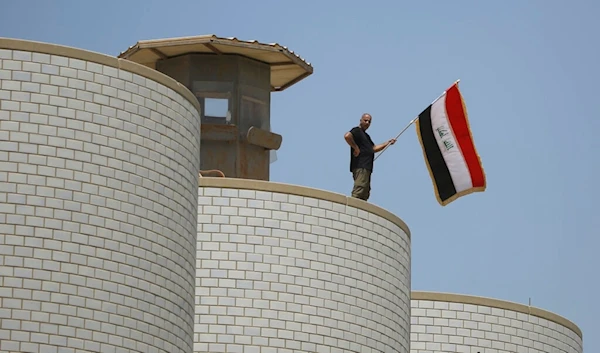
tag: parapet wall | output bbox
[0,38,201,353]
[410,291,583,353]
[196,177,412,353]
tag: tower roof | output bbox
[118,34,313,92]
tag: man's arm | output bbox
[373,138,396,153]
[344,131,359,149]
[344,130,361,156]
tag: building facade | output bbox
[0,38,201,353]
[194,178,411,353]
[410,292,583,353]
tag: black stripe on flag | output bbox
[418,105,457,201]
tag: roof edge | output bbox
[0,37,200,113]
[411,291,582,339]
[198,177,410,238]
[117,34,313,92]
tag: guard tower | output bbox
[118,35,313,180]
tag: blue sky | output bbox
[2,0,598,350]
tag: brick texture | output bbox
[195,186,412,353]
[410,299,583,353]
[0,48,201,353]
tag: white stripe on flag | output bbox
[430,93,473,192]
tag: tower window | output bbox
[205,98,229,119]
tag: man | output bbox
[344,113,396,201]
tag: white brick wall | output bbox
[410,294,583,353]
[196,184,412,353]
[0,45,201,353]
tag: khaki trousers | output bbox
[351,168,371,201]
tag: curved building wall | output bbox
[196,178,412,353]
[0,39,201,353]
[410,292,583,353]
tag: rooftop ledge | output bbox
[0,37,200,113]
[412,291,583,339]
[198,177,410,238]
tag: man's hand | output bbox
[374,138,397,153]
[353,147,360,157]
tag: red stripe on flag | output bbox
[445,85,485,188]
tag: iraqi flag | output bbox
[416,82,486,206]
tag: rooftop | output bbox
[118,34,313,92]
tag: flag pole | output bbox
[374,79,460,161]
[373,117,417,161]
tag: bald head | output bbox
[359,113,372,131]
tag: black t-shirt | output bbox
[349,126,375,172]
